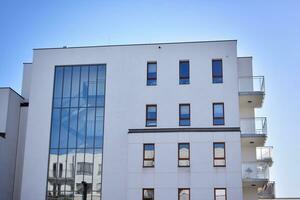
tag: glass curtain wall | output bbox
[47,65,106,200]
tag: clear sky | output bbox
[1,0,299,197]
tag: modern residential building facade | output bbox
[0,40,285,200]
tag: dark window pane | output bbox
[71,67,80,107]
[95,108,104,148]
[88,66,97,107]
[50,108,60,148]
[59,108,69,148]
[213,103,224,125]
[62,67,72,107]
[146,105,157,127]
[147,62,157,86]
[212,60,223,83]
[179,189,190,200]
[179,104,190,126]
[143,189,154,200]
[77,108,87,148]
[79,67,89,107]
[68,108,78,148]
[53,67,63,107]
[179,61,190,84]
[97,65,106,107]
[86,108,95,148]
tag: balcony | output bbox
[239,76,265,108]
[241,117,267,146]
[242,162,270,187]
[257,146,273,165]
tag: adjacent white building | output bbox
[0,40,286,200]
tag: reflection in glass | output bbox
[215,188,226,200]
[178,143,190,167]
[47,65,106,200]
[143,144,155,167]
[179,61,190,84]
[212,59,223,83]
[214,143,226,167]
[179,188,190,200]
[213,103,224,125]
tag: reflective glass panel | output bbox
[47,65,106,200]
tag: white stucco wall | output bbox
[21,41,243,200]
[0,88,24,200]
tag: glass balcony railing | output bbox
[242,162,270,180]
[239,76,265,93]
[257,146,273,161]
[240,117,267,135]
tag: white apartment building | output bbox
[0,40,281,200]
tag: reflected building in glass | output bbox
[47,65,106,200]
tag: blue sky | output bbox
[1,0,300,197]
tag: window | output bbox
[179,104,190,126]
[179,61,190,84]
[147,62,157,86]
[143,188,154,200]
[48,65,106,199]
[77,162,93,175]
[143,144,155,167]
[214,188,227,200]
[212,59,223,83]
[146,105,157,127]
[178,188,190,200]
[178,143,190,167]
[213,142,226,167]
[213,103,224,125]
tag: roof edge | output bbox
[0,87,24,100]
[33,39,238,51]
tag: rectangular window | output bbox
[143,188,154,200]
[143,144,155,167]
[213,103,224,125]
[214,188,227,200]
[147,62,157,86]
[212,59,223,83]
[178,188,190,200]
[179,61,190,84]
[179,104,190,126]
[146,105,157,127]
[178,143,190,167]
[213,142,226,167]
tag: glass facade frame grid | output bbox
[46,64,106,200]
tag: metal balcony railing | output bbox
[257,146,273,161]
[242,162,270,180]
[240,117,267,135]
[239,76,265,93]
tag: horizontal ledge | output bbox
[128,127,241,133]
[0,132,6,138]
